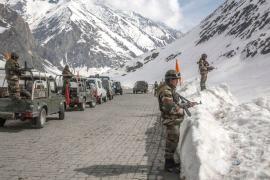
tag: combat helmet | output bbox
[201,53,207,59]
[11,52,19,60]
[165,70,181,80]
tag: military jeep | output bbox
[0,69,65,128]
[61,76,96,111]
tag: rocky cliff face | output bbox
[197,0,270,59]
[0,3,44,69]
[2,0,181,71]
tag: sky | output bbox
[101,0,225,32]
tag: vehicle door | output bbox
[77,79,85,102]
[33,80,48,112]
[48,79,59,114]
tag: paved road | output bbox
[0,91,179,180]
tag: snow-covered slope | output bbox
[110,0,270,102]
[1,0,181,73]
[178,81,270,180]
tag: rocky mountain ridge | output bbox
[1,0,181,72]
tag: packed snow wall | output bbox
[177,81,235,180]
[177,81,270,180]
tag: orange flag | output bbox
[175,59,183,85]
[4,52,11,61]
[176,59,180,73]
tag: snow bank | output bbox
[178,81,270,180]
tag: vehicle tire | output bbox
[59,107,65,120]
[34,108,46,128]
[89,100,96,108]
[120,91,123,95]
[0,118,6,127]
[78,101,86,111]
[103,96,107,102]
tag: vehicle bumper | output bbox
[0,111,39,120]
[0,112,15,119]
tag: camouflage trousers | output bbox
[7,80,20,98]
[200,73,208,91]
[164,123,180,160]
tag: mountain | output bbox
[1,0,181,73]
[0,3,45,70]
[109,0,270,102]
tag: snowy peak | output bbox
[2,0,181,71]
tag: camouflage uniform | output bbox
[154,81,158,96]
[5,53,21,99]
[198,54,213,91]
[158,83,184,159]
[157,70,184,173]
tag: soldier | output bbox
[62,65,73,94]
[197,53,214,91]
[158,70,196,173]
[154,81,158,96]
[4,52,21,99]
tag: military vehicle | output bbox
[102,79,114,100]
[0,69,65,128]
[61,76,96,111]
[133,81,148,94]
[113,81,123,95]
[86,78,107,104]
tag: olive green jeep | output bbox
[60,76,96,111]
[0,69,65,128]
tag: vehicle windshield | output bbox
[87,79,95,85]
[102,80,110,89]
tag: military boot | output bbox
[165,159,180,174]
[172,159,181,173]
[201,86,206,91]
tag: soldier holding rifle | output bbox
[157,70,200,173]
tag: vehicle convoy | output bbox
[113,81,123,95]
[86,78,107,104]
[0,69,65,128]
[102,79,114,100]
[133,81,148,94]
[61,76,96,111]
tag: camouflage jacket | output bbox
[5,59,20,80]
[198,58,210,74]
[157,83,184,125]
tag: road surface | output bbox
[0,91,180,180]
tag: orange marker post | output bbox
[175,59,183,85]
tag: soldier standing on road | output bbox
[197,53,214,91]
[62,65,73,94]
[154,81,158,96]
[157,70,196,173]
[4,52,21,99]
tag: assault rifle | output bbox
[174,92,201,117]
